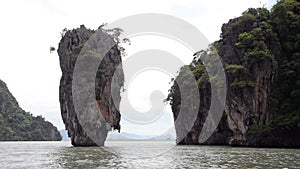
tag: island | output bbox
[167,0,300,148]
[0,79,62,141]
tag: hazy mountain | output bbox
[107,132,175,141]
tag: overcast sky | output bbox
[0,0,276,136]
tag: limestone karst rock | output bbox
[168,2,300,147]
[58,25,124,146]
[0,79,62,141]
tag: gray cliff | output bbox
[58,25,124,146]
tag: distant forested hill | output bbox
[0,79,62,141]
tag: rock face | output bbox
[58,25,124,146]
[168,1,300,148]
[218,8,279,146]
[0,79,62,141]
[169,62,232,145]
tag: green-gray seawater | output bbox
[0,141,299,168]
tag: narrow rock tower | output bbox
[58,25,124,146]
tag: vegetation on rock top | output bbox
[167,0,300,147]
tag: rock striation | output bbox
[58,25,124,146]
